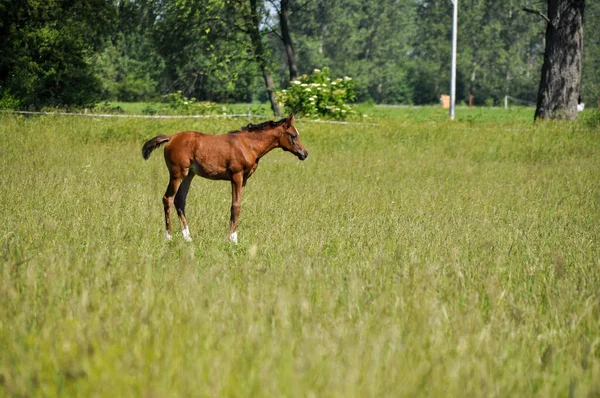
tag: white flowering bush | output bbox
[277,68,356,120]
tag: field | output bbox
[1,107,599,397]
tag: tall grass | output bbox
[1,110,599,397]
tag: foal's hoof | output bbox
[229,231,238,244]
[182,227,192,242]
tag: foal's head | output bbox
[278,114,308,160]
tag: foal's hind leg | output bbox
[175,173,194,242]
[163,173,183,241]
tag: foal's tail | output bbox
[142,135,170,160]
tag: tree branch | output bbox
[266,28,283,41]
[290,1,312,17]
[266,0,281,15]
[522,7,552,26]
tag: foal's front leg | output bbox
[229,173,244,243]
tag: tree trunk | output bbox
[469,61,477,104]
[279,0,297,81]
[248,0,281,117]
[534,0,585,120]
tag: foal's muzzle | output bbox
[297,150,308,160]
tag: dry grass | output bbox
[1,109,599,397]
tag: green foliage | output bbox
[141,104,158,115]
[289,0,548,105]
[277,68,356,119]
[0,0,114,108]
[288,0,418,104]
[456,0,542,104]
[163,90,198,109]
[579,109,600,130]
[583,1,600,105]
[1,110,600,395]
[160,91,224,115]
[0,90,21,109]
[91,1,165,103]
[151,0,259,103]
[0,0,598,109]
[93,42,162,103]
[93,102,125,114]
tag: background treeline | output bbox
[1,0,598,109]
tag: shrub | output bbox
[162,91,222,115]
[141,105,158,115]
[0,91,21,110]
[579,109,600,129]
[93,102,125,114]
[277,68,356,120]
[163,91,197,109]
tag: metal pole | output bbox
[450,0,458,120]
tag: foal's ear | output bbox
[285,113,295,126]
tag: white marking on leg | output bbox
[166,231,172,241]
[230,231,238,244]
[182,226,192,242]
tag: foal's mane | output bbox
[230,117,288,134]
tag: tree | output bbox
[93,0,164,102]
[289,0,416,103]
[270,0,298,81]
[458,0,544,106]
[0,0,115,108]
[2,0,597,110]
[150,0,259,103]
[247,0,281,115]
[410,0,451,104]
[526,0,585,120]
[582,0,600,105]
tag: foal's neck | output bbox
[242,128,281,159]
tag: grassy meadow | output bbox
[1,107,599,397]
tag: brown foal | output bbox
[142,114,308,243]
